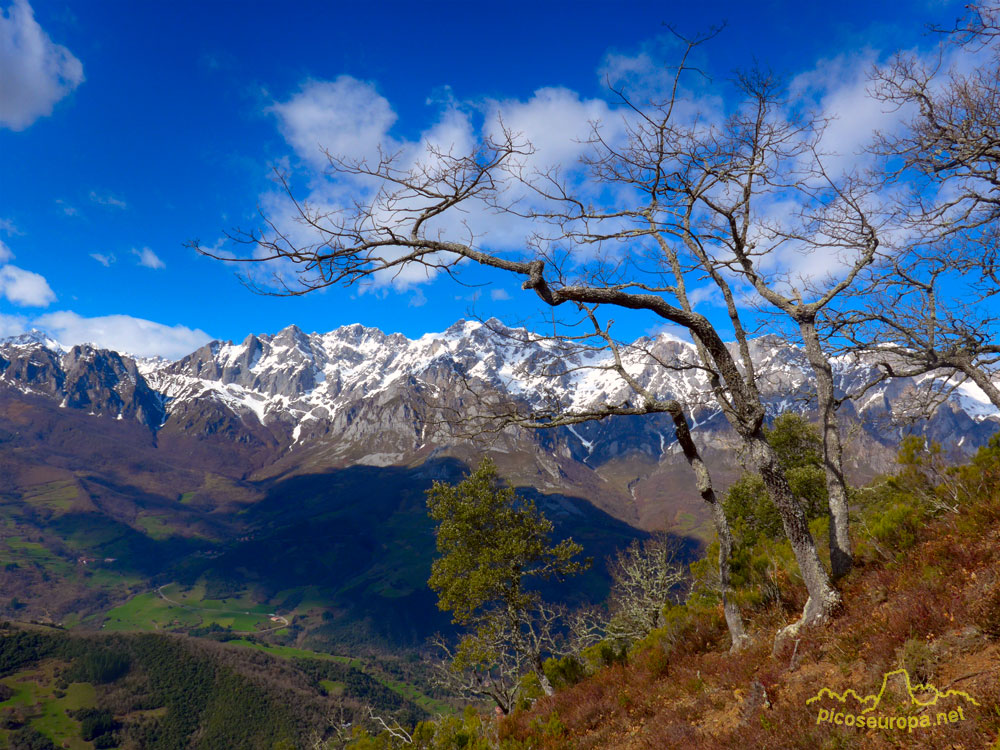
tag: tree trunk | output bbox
[534,656,555,696]
[745,430,841,644]
[666,403,748,651]
[799,319,853,580]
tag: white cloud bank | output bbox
[0,238,56,306]
[265,75,627,292]
[0,0,83,130]
[0,306,213,360]
[0,241,206,358]
[32,311,212,359]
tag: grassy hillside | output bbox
[0,624,435,749]
[1,454,657,654]
[499,436,1000,749]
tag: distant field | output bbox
[0,660,96,750]
[672,511,714,543]
[1,536,72,576]
[226,639,453,715]
[102,582,285,633]
[133,514,173,540]
[21,480,80,514]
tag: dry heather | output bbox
[500,489,1000,749]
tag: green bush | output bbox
[898,637,936,684]
[543,655,587,689]
[8,726,58,750]
[580,640,627,671]
[530,711,566,738]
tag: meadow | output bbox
[0,659,97,750]
[102,583,283,634]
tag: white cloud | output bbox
[490,288,511,301]
[90,252,114,267]
[0,312,27,337]
[89,191,127,209]
[263,75,632,295]
[133,247,164,269]
[0,218,20,235]
[597,36,691,104]
[34,311,212,359]
[408,288,427,307]
[0,238,12,263]
[0,263,56,306]
[56,199,78,217]
[271,76,397,168]
[788,50,896,172]
[258,41,900,304]
[644,321,689,343]
[484,87,619,177]
[0,0,83,130]
[686,285,724,308]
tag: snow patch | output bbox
[566,424,594,454]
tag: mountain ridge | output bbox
[1,317,997,537]
[2,318,997,461]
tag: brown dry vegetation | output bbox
[498,450,1000,750]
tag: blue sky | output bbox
[0,0,967,358]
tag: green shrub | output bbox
[898,637,936,684]
[8,726,58,750]
[854,480,928,562]
[531,711,566,738]
[543,655,587,689]
[580,640,627,671]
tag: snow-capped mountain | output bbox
[2,317,998,532]
[1,318,997,474]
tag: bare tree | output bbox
[428,602,566,713]
[841,249,1000,411]
[605,534,687,645]
[861,2,1000,409]
[657,70,885,580]
[364,707,413,745]
[196,37,844,642]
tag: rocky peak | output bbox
[0,343,65,395]
[61,344,165,430]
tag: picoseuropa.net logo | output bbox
[807,668,980,734]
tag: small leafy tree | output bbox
[426,458,586,706]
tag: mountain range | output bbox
[2,318,997,510]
